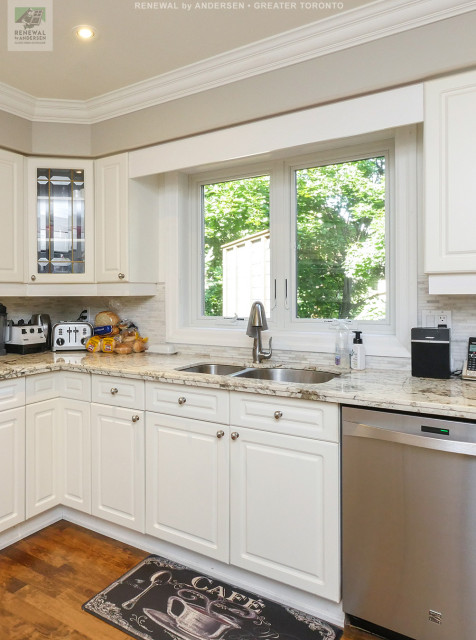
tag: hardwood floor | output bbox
[0,521,377,639]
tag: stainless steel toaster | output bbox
[52,321,93,351]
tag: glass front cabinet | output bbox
[27,158,94,283]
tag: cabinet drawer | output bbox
[26,372,57,403]
[230,392,338,442]
[58,371,91,402]
[92,375,144,409]
[0,377,25,411]
[146,381,229,424]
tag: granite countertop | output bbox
[1,351,476,420]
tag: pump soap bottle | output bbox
[351,330,366,370]
[334,320,350,367]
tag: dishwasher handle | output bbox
[344,422,476,457]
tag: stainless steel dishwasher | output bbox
[342,406,476,640]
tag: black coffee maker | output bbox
[0,303,6,355]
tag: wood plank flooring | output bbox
[0,521,377,639]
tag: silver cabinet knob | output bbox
[274,410,283,420]
[118,272,125,279]
[231,431,240,440]
[31,275,36,281]
[178,396,187,405]
[110,387,118,395]
[132,415,140,422]
[216,430,225,439]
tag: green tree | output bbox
[203,176,270,316]
[296,157,385,319]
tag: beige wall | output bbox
[31,121,92,157]
[0,110,31,154]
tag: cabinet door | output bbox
[0,150,23,283]
[425,69,476,273]
[91,403,144,531]
[145,412,229,562]
[230,427,340,601]
[0,407,25,532]
[26,399,60,518]
[26,158,95,284]
[95,154,128,283]
[59,399,91,514]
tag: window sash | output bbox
[191,140,394,335]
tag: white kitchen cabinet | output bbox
[25,399,60,518]
[59,399,91,514]
[425,69,476,292]
[145,411,229,562]
[229,425,340,601]
[91,403,145,532]
[145,382,340,599]
[0,149,24,283]
[26,158,95,284]
[95,153,159,285]
[0,407,25,532]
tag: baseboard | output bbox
[0,507,63,550]
[63,508,345,627]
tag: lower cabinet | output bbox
[145,389,340,601]
[230,426,340,601]
[59,399,91,513]
[26,398,91,518]
[91,403,145,532]
[145,412,229,562]
[26,399,60,518]
[0,407,25,532]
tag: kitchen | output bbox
[1,1,476,639]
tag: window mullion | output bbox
[269,160,291,330]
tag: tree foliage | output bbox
[203,176,270,316]
[296,157,385,319]
[202,157,385,320]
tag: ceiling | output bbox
[1,0,377,101]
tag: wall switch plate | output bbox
[421,309,452,329]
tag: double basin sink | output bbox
[177,363,338,384]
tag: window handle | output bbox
[271,278,277,310]
[284,278,289,310]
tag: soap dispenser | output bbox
[351,330,366,370]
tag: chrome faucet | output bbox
[246,301,272,363]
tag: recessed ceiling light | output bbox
[73,25,96,40]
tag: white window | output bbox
[167,127,417,357]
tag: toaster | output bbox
[5,321,47,354]
[52,322,93,351]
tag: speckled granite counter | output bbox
[1,351,476,420]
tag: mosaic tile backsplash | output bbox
[2,275,475,371]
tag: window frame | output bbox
[168,126,417,358]
[284,139,394,333]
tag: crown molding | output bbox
[1,0,475,125]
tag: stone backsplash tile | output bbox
[2,273,475,371]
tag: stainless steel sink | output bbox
[231,368,338,384]
[178,363,245,375]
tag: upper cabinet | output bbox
[10,153,159,295]
[425,69,476,293]
[26,158,95,284]
[95,153,159,285]
[0,150,24,283]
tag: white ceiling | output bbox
[1,0,376,101]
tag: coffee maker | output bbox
[0,303,6,355]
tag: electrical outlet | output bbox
[421,309,452,329]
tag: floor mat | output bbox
[83,554,343,640]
